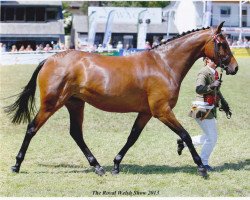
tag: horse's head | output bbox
[204,21,238,75]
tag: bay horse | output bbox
[5,22,238,177]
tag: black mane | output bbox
[151,26,210,50]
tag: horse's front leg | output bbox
[112,112,152,175]
[151,103,207,177]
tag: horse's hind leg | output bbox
[11,106,60,173]
[65,98,105,176]
[152,105,207,177]
[112,113,151,175]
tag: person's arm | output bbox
[195,73,221,94]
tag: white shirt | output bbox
[207,66,216,75]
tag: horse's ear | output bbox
[215,21,225,34]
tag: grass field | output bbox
[0,58,249,197]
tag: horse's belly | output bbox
[74,90,149,113]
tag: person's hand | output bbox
[210,80,221,89]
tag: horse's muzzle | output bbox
[226,66,238,75]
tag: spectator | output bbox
[153,38,160,47]
[144,41,151,50]
[39,44,44,51]
[0,43,7,52]
[0,42,3,52]
[43,44,52,52]
[92,44,97,52]
[231,40,237,47]
[26,45,33,51]
[53,43,60,50]
[152,41,159,48]
[11,45,18,52]
[116,41,123,50]
[237,39,243,46]
[107,43,113,51]
[243,38,249,48]
[97,44,103,53]
[36,44,43,51]
[19,45,25,52]
[86,44,93,52]
[124,44,130,50]
[59,43,66,50]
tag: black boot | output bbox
[177,139,184,155]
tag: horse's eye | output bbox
[221,43,227,50]
[218,43,227,50]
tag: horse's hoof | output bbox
[111,169,119,175]
[197,166,208,178]
[95,166,105,176]
[11,166,20,173]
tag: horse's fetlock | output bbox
[114,154,122,163]
[16,154,24,162]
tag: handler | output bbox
[177,57,232,171]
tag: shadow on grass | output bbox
[23,163,197,175]
[215,159,250,172]
[22,159,249,175]
[24,163,94,174]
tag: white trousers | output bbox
[185,118,218,165]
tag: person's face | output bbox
[206,58,217,68]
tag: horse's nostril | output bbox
[235,66,238,73]
[231,66,238,75]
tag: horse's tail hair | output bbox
[4,59,47,124]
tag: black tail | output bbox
[4,59,47,124]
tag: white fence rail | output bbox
[0,51,64,65]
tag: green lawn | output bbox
[0,58,249,197]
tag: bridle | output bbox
[211,33,232,119]
[212,33,231,70]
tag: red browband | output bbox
[212,33,222,44]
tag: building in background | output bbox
[71,7,168,49]
[163,1,250,40]
[211,1,250,40]
[0,1,64,51]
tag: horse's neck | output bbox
[153,31,210,84]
